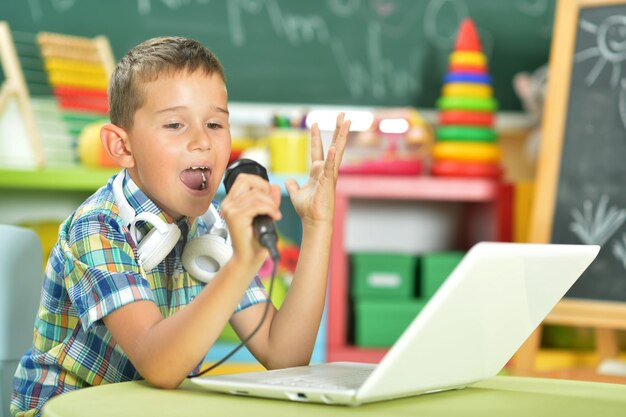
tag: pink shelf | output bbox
[336,175,502,201]
[327,175,513,363]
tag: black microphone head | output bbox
[223,159,269,193]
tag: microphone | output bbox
[223,159,280,261]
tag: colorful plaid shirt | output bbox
[11,170,268,417]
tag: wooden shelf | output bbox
[327,174,513,363]
[0,167,119,191]
[0,167,307,194]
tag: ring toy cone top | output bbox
[433,18,503,178]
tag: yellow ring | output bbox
[433,142,500,162]
[442,83,493,98]
[449,51,487,67]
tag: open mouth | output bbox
[180,166,210,191]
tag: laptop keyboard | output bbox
[258,368,373,390]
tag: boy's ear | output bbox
[101,123,135,168]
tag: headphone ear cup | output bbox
[182,234,233,283]
[138,223,181,271]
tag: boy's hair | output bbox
[108,36,225,129]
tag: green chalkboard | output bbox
[0,0,555,109]
[548,3,626,302]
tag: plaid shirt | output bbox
[11,170,267,417]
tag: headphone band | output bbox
[111,170,232,280]
[112,170,137,230]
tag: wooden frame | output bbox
[512,0,626,377]
[0,21,45,167]
[37,32,115,79]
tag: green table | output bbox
[42,376,626,417]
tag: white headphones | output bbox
[112,171,233,282]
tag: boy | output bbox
[11,36,350,416]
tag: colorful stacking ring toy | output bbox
[437,96,498,112]
[439,111,494,126]
[436,126,497,142]
[433,141,501,162]
[442,83,493,98]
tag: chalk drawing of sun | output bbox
[619,79,626,130]
[575,15,626,87]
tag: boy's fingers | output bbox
[233,190,282,220]
[330,112,344,147]
[227,173,271,197]
[310,122,323,163]
[334,120,350,176]
[324,146,337,179]
[284,178,300,199]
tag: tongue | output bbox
[180,169,205,190]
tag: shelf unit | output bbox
[327,174,513,363]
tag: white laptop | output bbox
[190,242,599,405]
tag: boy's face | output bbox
[125,69,231,219]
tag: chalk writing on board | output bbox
[613,233,626,271]
[227,0,422,99]
[575,15,626,88]
[27,0,423,100]
[138,0,211,16]
[569,195,626,246]
[28,0,78,21]
[423,0,495,62]
[227,0,331,46]
[330,23,421,99]
[515,0,549,17]
[423,0,468,50]
[515,0,552,38]
[326,0,360,18]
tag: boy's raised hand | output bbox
[285,113,351,228]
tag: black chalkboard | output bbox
[0,0,555,109]
[543,4,626,302]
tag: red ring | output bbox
[439,111,495,127]
[431,160,503,178]
[448,63,487,74]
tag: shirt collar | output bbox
[119,169,197,240]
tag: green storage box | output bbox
[421,251,465,298]
[351,252,417,299]
[355,299,426,347]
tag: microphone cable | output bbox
[188,251,279,378]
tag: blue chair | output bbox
[0,225,42,417]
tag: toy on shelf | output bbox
[433,18,503,179]
[0,22,46,168]
[513,64,548,165]
[0,24,116,169]
[77,120,115,168]
[340,108,432,176]
[267,113,309,174]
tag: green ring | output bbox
[436,126,497,142]
[437,97,498,112]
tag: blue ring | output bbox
[444,73,492,84]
